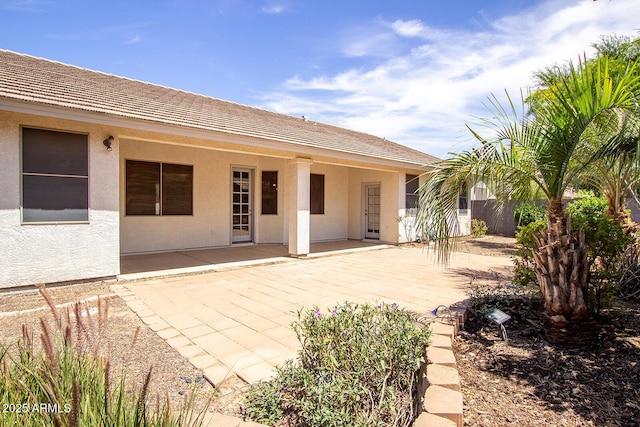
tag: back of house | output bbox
[0,49,443,289]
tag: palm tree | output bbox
[588,34,640,222]
[416,55,640,344]
[578,122,640,223]
[534,35,640,224]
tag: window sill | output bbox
[21,221,90,225]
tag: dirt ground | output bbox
[2,236,639,426]
[456,299,640,426]
[452,234,518,258]
[452,236,640,426]
[0,281,248,420]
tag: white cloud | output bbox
[259,0,640,158]
[125,35,142,45]
[261,1,290,14]
[390,19,425,38]
[262,5,284,14]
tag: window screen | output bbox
[458,182,468,213]
[22,128,88,222]
[162,163,193,215]
[406,174,419,209]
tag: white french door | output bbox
[231,168,252,243]
[364,184,381,239]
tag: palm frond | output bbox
[416,54,640,262]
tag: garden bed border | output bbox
[415,304,468,427]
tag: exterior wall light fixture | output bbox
[103,135,114,151]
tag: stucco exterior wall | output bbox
[309,163,349,242]
[0,112,119,288]
[345,168,404,243]
[119,138,287,254]
[0,105,434,287]
[397,172,426,243]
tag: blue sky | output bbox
[1,0,638,158]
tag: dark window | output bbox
[162,163,193,215]
[458,182,468,213]
[261,171,278,215]
[22,127,88,222]
[310,174,325,215]
[406,174,419,209]
[126,160,193,216]
[126,161,160,215]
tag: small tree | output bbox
[417,54,640,345]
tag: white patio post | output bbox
[287,158,312,257]
[397,172,408,244]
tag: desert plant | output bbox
[471,218,488,237]
[512,197,633,314]
[0,288,209,427]
[244,301,431,427]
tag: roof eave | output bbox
[1,96,434,171]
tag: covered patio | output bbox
[119,240,392,280]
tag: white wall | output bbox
[0,112,120,288]
[119,139,287,254]
[397,172,427,243]
[0,109,432,287]
[309,163,349,242]
[457,211,472,236]
[346,168,405,243]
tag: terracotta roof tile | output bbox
[0,49,438,166]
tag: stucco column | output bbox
[287,158,312,257]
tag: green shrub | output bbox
[511,196,633,314]
[512,219,546,287]
[565,194,607,219]
[567,196,634,314]
[512,205,547,288]
[0,289,208,427]
[566,197,628,259]
[514,203,546,227]
[471,219,488,237]
[244,302,431,427]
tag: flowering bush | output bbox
[244,301,431,427]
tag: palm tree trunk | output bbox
[532,207,592,345]
[605,192,631,224]
[546,198,564,225]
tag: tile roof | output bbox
[0,49,438,167]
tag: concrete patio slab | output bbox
[119,240,390,280]
[113,243,512,387]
